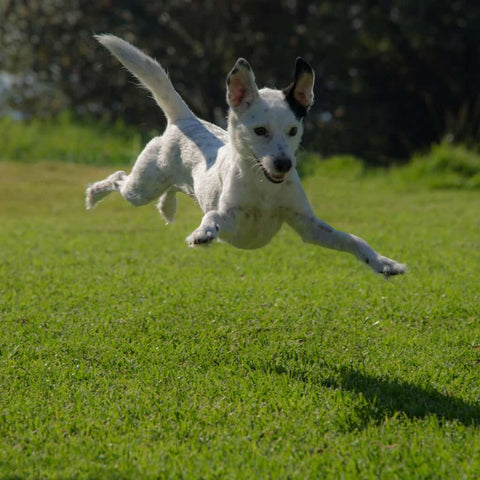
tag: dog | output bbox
[86,35,406,276]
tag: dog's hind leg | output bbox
[157,189,177,224]
[86,170,126,209]
[118,138,173,207]
[86,137,172,210]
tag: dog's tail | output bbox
[95,34,193,123]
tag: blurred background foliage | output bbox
[1,0,479,165]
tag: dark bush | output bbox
[1,0,478,164]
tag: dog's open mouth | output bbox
[262,169,285,183]
[256,162,285,183]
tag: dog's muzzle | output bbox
[251,151,292,184]
[263,157,292,183]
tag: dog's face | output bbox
[226,58,314,184]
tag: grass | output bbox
[1,154,480,479]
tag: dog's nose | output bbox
[273,157,292,173]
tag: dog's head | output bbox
[226,57,314,184]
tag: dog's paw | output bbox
[186,227,217,247]
[370,255,407,277]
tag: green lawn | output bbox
[1,160,479,479]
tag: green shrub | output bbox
[0,113,146,165]
[392,142,480,189]
[297,153,364,179]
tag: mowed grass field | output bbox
[1,157,480,478]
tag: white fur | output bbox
[86,35,406,276]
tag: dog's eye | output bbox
[254,127,268,136]
[288,127,298,137]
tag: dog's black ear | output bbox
[226,58,259,114]
[283,57,315,119]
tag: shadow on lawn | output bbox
[322,367,480,427]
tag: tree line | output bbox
[1,0,479,164]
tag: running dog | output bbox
[86,35,406,276]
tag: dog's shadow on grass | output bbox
[320,366,480,428]
[261,357,480,427]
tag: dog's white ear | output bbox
[226,58,259,114]
[283,57,315,119]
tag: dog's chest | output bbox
[223,205,284,249]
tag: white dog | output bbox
[86,35,406,276]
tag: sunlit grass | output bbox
[1,159,479,478]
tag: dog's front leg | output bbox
[186,210,236,247]
[287,211,406,276]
